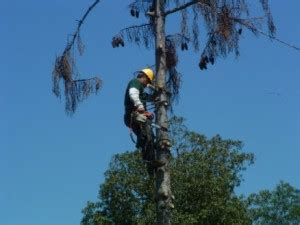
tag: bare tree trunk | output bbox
[154,0,172,224]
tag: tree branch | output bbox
[63,0,100,56]
[119,23,151,34]
[165,1,300,52]
[233,18,300,51]
[164,0,198,16]
[72,77,100,83]
[254,30,300,51]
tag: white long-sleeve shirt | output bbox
[129,87,143,108]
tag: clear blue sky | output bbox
[1,1,299,225]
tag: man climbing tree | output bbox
[123,68,165,173]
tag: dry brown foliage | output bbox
[54,0,288,114]
[53,53,102,115]
[52,0,101,115]
[111,0,277,105]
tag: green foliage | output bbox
[81,201,111,225]
[98,151,156,225]
[81,116,254,225]
[247,181,300,225]
[169,116,254,224]
[81,117,300,225]
[171,133,254,224]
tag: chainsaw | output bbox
[143,111,168,132]
[129,111,168,144]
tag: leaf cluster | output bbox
[247,181,300,225]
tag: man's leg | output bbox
[132,112,165,170]
[139,121,154,161]
[124,112,143,149]
[131,122,143,149]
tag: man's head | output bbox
[137,68,155,86]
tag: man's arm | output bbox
[129,87,144,111]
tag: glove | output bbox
[144,111,154,120]
[136,105,145,113]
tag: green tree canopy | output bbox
[247,181,300,225]
[81,117,254,225]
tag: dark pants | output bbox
[124,112,144,149]
[124,112,155,159]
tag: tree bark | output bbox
[154,0,172,224]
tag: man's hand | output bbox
[136,105,145,113]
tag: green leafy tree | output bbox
[247,181,300,225]
[81,117,254,225]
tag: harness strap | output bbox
[128,112,136,144]
[129,130,136,143]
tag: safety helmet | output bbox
[141,68,155,83]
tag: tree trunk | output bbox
[154,1,172,224]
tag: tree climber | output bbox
[124,68,165,168]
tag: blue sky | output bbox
[1,1,299,225]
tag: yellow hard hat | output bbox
[141,68,155,83]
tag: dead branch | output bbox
[165,0,300,52]
[119,23,152,34]
[113,23,154,48]
[53,0,102,115]
[164,0,198,16]
[233,18,300,51]
[63,0,100,56]
[164,0,217,17]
